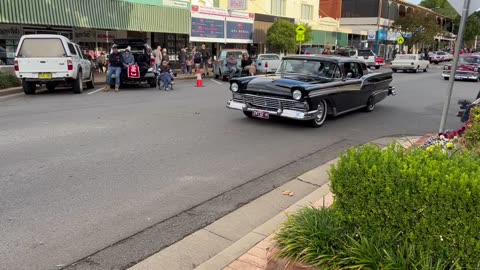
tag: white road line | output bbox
[87,87,105,95]
[210,79,223,85]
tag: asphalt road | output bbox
[0,68,476,270]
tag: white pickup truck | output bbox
[14,34,95,94]
[255,54,281,74]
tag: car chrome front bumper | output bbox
[226,100,319,120]
[442,71,479,80]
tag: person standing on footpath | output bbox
[161,48,169,65]
[179,48,187,74]
[97,52,106,73]
[154,46,162,68]
[104,45,122,92]
[200,44,210,76]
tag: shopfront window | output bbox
[271,0,285,16]
[301,4,313,20]
[0,25,23,65]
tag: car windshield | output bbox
[358,50,374,57]
[437,52,446,55]
[259,55,280,60]
[277,59,340,79]
[396,55,416,60]
[459,57,480,64]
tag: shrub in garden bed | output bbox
[330,144,480,268]
[275,143,480,269]
[0,71,21,89]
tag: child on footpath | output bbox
[186,55,193,74]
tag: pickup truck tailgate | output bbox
[17,58,68,73]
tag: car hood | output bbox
[244,75,324,96]
[457,64,477,71]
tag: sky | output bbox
[406,0,422,4]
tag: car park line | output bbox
[210,79,223,85]
[87,87,105,95]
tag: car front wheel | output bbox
[309,100,327,128]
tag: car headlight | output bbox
[475,67,479,72]
[292,90,302,100]
[231,82,239,92]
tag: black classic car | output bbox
[226,55,396,127]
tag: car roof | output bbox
[282,54,361,63]
[21,34,72,43]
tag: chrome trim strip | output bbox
[335,105,367,116]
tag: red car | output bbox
[442,54,480,82]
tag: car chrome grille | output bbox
[243,94,306,111]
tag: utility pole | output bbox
[439,0,471,132]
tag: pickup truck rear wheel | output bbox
[309,100,327,128]
[23,81,36,95]
[86,71,95,89]
[72,71,83,94]
[46,83,56,91]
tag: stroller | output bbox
[156,65,175,91]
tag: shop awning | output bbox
[0,0,190,34]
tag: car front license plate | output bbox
[39,73,52,79]
[252,110,269,119]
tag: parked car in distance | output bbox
[14,34,95,95]
[336,48,384,69]
[391,54,429,73]
[213,49,249,81]
[442,54,480,82]
[430,51,453,64]
[108,39,157,88]
[226,55,396,128]
[255,54,281,74]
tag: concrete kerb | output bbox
[128,135,420,270]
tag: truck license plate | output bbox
[252,110,269,119]
[39,73,52,79]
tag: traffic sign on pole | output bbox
[296,34,305,42]
[397,37,405,44]
[296,24,306,35]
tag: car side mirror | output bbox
[346,72,353,79]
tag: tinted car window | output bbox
[18,38,66,58]
[396,55,416,60]
[358,50,374,57]
[68,43,77,55]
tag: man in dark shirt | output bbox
[105,45,123,92]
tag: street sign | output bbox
[296,24,306,35]
[397,37,405,44]
[404,33,412,38]
[448,0,480,16]
[296,34,305,42]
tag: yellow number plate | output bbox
[38,73,52,79]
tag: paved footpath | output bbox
[129,136,420,270]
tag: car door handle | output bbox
[40,61,46,63]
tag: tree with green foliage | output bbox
[392,9,441,48]
[266,20,313,53]
[420,0,480,46]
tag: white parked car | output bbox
[336,48,385,69]
[391,54,429,73]
[14,34,95,95]
[255,54,281,73]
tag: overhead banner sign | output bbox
[228,0,247,10]
[190,5,254,43]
